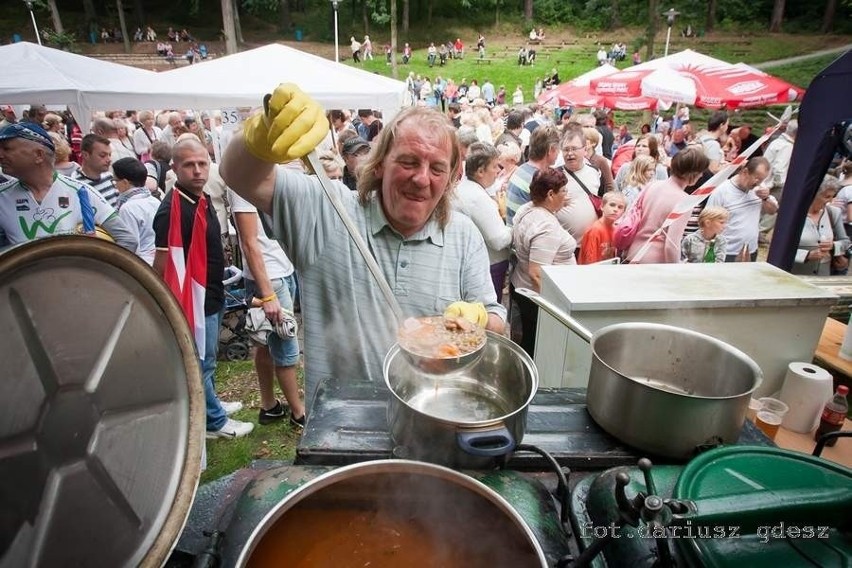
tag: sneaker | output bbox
[289,412,306,429]
[258,399,287,425]
[206,418,254,439]
[221,400,243,416]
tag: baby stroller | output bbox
[219,266,252,361]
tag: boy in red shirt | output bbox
[579,191,626,264]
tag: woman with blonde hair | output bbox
[48,131,78,177]
[621,155,657,207]
[614,134,668,190]
[43,113,64,134]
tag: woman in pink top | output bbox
[625,147,709,264]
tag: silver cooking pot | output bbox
[384,331,538,469]
[515,288,763,459]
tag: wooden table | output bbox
[773,419,852,469]
[813,317,852,382]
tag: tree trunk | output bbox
[363,1,369,35]
[495,5,499,26]
[132,0,145,28]
[45,0,64,33]
[646,0,658,61]
[391,0,398,79]
[116,0,131,53]
[524,0,533,22]
[221,0,237,54]
[82,0,97,37]
[610,0,620,30]
[278,0,292,32]
[706,0,716,33]
[403,0,409,33]
[769,0,785,32]
[820,0,837,33]
[233,0,244,43]
[427,0,433,27]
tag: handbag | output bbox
[612,191,646,251]
[566,169,602,218]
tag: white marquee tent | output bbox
[0,42,155,123]
[82,44,407,119]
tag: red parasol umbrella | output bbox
[537,64,659,110]
[589,49,805,109]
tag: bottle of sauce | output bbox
[815,385,849,447]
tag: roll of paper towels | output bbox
[778,362,833,433]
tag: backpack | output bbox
[145,159,169,194]
[612,191,646,251]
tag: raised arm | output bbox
[219,83,329,216]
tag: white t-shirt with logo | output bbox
[0,173,117,246]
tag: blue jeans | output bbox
[204,311,227,431]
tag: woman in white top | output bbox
[510,167,576,355]
[793,175,850,276]
[452,142,512,302]
[132,110,162,162]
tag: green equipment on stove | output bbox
[570,446,852,567]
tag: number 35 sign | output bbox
[220,107,254,131]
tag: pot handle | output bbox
[513,287,593,344]
[457,428,516,457]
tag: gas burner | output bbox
[569,447,852,567]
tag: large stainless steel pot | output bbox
[515,288,763,459]
[236,460,548,567]
[384,331,538,469]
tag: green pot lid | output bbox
[672,446,852,568]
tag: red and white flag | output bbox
[163,189,208,359]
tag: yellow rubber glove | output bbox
[243,83,329,163]
[444,301,488,328]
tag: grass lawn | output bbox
[202,359,304,484]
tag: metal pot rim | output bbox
[591,321,763,400]
[235,459,547,567]
[383,331,539,427]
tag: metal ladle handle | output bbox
[513,287,593,344]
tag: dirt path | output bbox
[755,44,851,69]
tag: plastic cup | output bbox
[747,398,762,421]
[755,398,789,440]
[758,397,790,417]
[755,411,783,440]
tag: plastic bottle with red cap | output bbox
[815,385,849,447]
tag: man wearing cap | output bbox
[220,85,505,409]
[340,136,370,191]
[0,122,136,250]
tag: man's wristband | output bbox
[258,293,277,303]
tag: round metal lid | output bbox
[0,236,204,567]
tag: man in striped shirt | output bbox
[71,134,120,208]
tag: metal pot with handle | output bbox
[514,288,762,459]
[384,331,538,469]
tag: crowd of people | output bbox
[1,71,846,439]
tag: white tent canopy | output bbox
[0,42,155,123]
[83,44,407,119]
